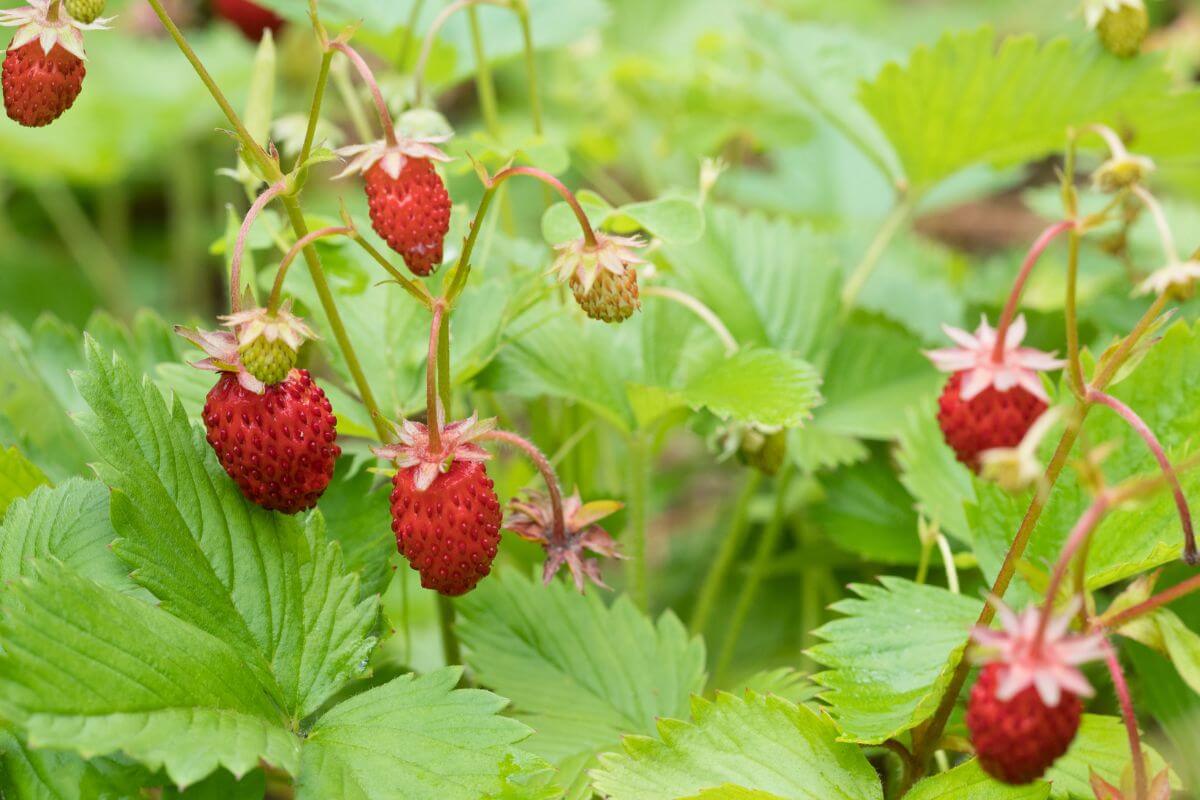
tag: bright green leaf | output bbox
[906,759,1049,800]
[896,402,975,543]
[1046,715,1176,799]
[680,349,822,430]
[0,444,49,518]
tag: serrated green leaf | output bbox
[0,729,146,800]
[680,349,822,429]
[73,341,377,720]
[0,444,48,518]
[860,28,1184,189]
[787,426,869,473]
[164,769,266,799]
[295,668,537,800]
[726,668,821,705]
[905,759,1049,800]
[0,479,137,596]
[591,691,882,800]
[0,563,300,786]
[1046,715,1176,799]
[458,572,706,795]
[816,456,923,565]
[680,788,786,800]
[808,577,982,744]
[896,402,975,543]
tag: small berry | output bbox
[390,458,502,596]
[968,600,1105,785]
[239,336,297,386]
[220,302,316,387]
[925,316,1064,473]
[2,41,84,127]
[202,370,340,514]
[375,415,502,596]
[553,232,646,324]
[1096,2,1148,58]
[968,662,1083,784]
[64,0,104,24]
[365,158,451,276]
[938,371,1046,471]
[212,0,284,42]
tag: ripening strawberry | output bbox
[1084,0,1148,58]
[925,316,1065,471]
[1,0,107,127]
[552,232,646,323]
[967,600,1105,784]
[176,306,339,514]
[375,415,502,596]
[212,0,284,42]
[337,136,452,277]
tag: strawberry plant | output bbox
[2,0,1200,798]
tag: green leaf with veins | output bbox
[679,349,822,430]
[0,728,149,800]
[0,562,301,786]
[0,444,48,518]
[808,577,982,744]
[860,28,1184,190]
[74,340,378,720]
[972,322,1200,595]
[296,667,542,800]
[1116,608,1200,697]
[1046,715,1176,799]
[591,691,883,800]
[896,402,975,544]
[542,195,704,245]
[905,759,1049,800]
[815,456,923,565]
[0,479,139,596]
[457,572,706,800]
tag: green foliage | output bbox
[0,444,48,519]
[1046,715,1176,798]
[905,759,1050,799]
[808,577,982,744]
[458,571,706,797]
[591,691,883,800]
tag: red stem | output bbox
[1089,388,1197,565]
[267,226,352,313]
[1036,494,1111,645]
[426,302,444,454]
[1101,571,1200,629]
[230,180,288,312]
[492,166,598,247]
[992,220,1076,363]
[1101,638,1149,800]
[332,42,398,147]
[481,429,567,544]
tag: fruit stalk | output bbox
[1099,571,1200,629]
[412,0,510,109]
[690,471,762,635]
[1088,388,1196,564]
[1131,185,1180,265]
[230,180,288,312]
[267,226,352,313]
[298,49,334,168]
[426,302,445,453]
[1101,638,1148,800]
[332,42,397,146]
[642,287,738,355]
[991,220,1076,363]
[1035,493,1111,644]
[480,429,566,543]
[839,194,914,311]
[466,5,501,137]
[515,0,543,135]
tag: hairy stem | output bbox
[515,1,543,135]
[333,42,398,146]
[1132,185,1180,265]
[1036,494,1111,643]
[840,196,913,311]
[1101,638,1149,800]
[466,5,501,137]
[437,312,452,416]
[426,302,445,452]
[992,220,1075,363]
[690,471,762,636]
[413,0,511,108]
[437,595,461,665]
[267,226,352,312]
[1100,572,1200,629]
[298,50,334,169]
[1065,225,1085,394]
[481,430,566,543]
[642,287,738,355]
[230,180,288,312]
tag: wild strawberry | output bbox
[1,0,106,128]
[202,370,340,513]
[336,136,452,277]
[967,600,1105,784]
[375,415,502,596]
[64,0,104,24]
[220,301,316,386]
[176,308,339,514]
[507,488,623,591]
[925,316,1064,472]
[1084,0,1148,58]
[212,0,284,42]
[552,232,646,323]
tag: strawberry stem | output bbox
[426,302,445,454]
[1089,388,1197,563]
[991,219,1075,364]
[1101,638,1149,800]
[230,180,288,313]
[412,0,511,110]
[1131,185,1180,265]
[1099,570,1200,630]
[481,430,567,544]
[492,166,598,247]
[1035,493,1111,646]
[332,42,398,147]
[267,226,352,314]
[642,287,738,355]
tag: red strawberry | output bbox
[365,158,451,276]
[212,0,284,41]
[937,371,1046,471]
[967,662,1082,784]
[389,458,502,596]
[202,369,340,514]
[2,41,84,127]
[375,414,502,596]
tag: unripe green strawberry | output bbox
[64,0,105,24]
[571,267,640,324]
[1096,3,1148,58]
[239,335,297,386]
[738,428,788,476]
[552,232,647,325]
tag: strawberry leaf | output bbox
[1046,715,1177,799]
[0,728,150,800]
[591,691,883,800]
[0,443,48,519]
[457,571,706,800]
[808,577,983,744]
[905,759,1050,799]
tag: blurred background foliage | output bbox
[3,0,1200,795]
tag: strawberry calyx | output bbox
[507,488,625,591]
[334,134,451,181]
[925,315,1065,403]
[373,413,495,492]
[0,0,111,61]
[551,231,646,295]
